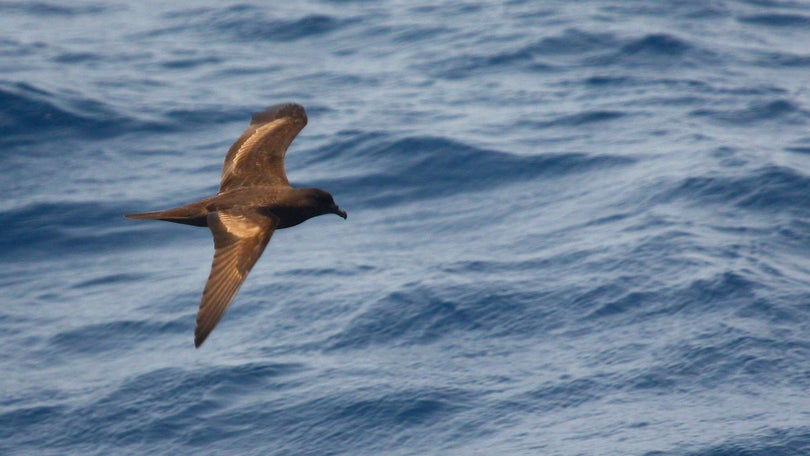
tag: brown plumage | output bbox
[126,103,347,348]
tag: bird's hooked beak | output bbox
[331,204,347,219]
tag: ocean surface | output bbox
[1,1,809,455]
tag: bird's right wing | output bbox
[195,208,277,347]
[219,103,308,192]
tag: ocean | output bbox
[1,1,809,455]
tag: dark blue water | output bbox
[2,1,809,455]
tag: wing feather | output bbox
[219,103,307,192]
[194,209,277,347]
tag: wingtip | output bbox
[251,103,307,126]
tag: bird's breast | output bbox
[264,206,318,229]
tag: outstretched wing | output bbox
[194,208,278,347]
[219,103,308,192]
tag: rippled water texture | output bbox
[1,1,809,455]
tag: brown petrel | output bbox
[125,103,347,348]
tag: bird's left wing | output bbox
[219,103,307,192]
[195,208,277,347]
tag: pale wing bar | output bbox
[194,208,277,347]
[219,103,307,192]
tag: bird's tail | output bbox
[125,202,209,227]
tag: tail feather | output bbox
[125,203,209,227]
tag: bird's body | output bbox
[127,186,339,229]
[126,103,346,347]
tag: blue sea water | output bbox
[1,0,809,454]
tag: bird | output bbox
[125,103,347,348]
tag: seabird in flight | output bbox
[126,103,347,347]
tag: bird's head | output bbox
[305,188,347,219]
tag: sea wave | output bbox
[305,134,635,207]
